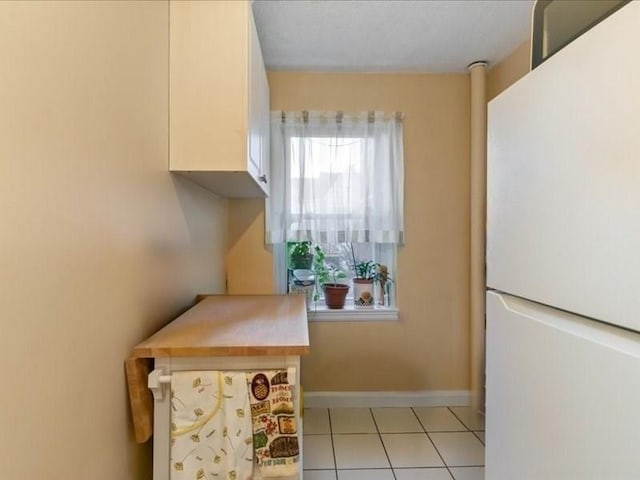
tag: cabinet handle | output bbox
[259,174,267,184]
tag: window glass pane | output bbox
[289,136,370,217]
[267,111,404,246]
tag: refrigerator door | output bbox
[487,1,640,332]
[486,291,640,480]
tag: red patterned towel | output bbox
[246,370,300,477]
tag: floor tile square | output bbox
[372,407,424,433]
[394,467,453,479]
[450,466,485,480]
[303,435,335,469]
[330,408,377,434]
[448,407,485,431]
[305,408,331,434]
[413,407,466,432]
[337,469,394,480]
[304,471,337,480]
[381,433,444,468]
[333,434,390,469]
[430,432,484,467]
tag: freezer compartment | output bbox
[487,1,640,332]
[486,291,640,480]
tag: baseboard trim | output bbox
[303,390,470,408]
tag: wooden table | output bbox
[126,295,309,479]
[133,294,309,358]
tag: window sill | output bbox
[307,305,399,322]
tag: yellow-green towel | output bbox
[170,371,253,480]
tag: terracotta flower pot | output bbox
[322,283,350,309]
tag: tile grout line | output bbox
[304,429,468,436]
[313,407,485,479]
[447,407,486,446]
[326,408,339,480]
[410,407,456,480]
[446,407,470,432]
[369,408,398,480]
[331,467,454,470]
[447,406,485,433]
[445,407,487,470]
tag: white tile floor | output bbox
[303,407,484,480]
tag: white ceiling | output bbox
[253,0,534,73]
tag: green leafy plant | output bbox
[312,245,347,285]
[327,264,347,284]
[354,260,379,280]
[312,245,329,285]
[288,241,313,270]
[312,244,348,302]
[349,243,379,280]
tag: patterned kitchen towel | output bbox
[246,370,300,477]
[170,371,253,480]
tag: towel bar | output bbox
[148,366,297,400]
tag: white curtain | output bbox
[266,111,404,245]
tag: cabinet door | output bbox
[247,11,263,183]
[170,0,248,172]
[259,64,270,196]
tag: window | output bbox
[267,111,404,320]
[286,241,395,312]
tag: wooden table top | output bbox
[132,295,309,358]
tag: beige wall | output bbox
[0,2,226,478]
[227,199,275,294]
[487,40,531,100]
[227,72,470,391]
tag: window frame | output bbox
[270,111,403,321]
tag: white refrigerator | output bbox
[486,2,640,479]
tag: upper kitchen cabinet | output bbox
[169,0,270,197]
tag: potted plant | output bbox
[288,241,314,270]
[288,242,315,308]
[313,245,349,309]
[350,244,378,308]
[376,264,393,306]
[322,266,349,309]
[352,260,378,307]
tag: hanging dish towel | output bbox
[246,370,300,477]
[170,371,253,480]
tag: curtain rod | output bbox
[279,110,404,123]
